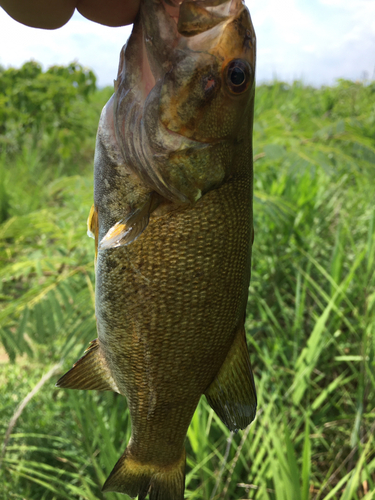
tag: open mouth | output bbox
[161,0,181,24]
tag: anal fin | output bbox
[56,339,119,393]
[205,326,257,432]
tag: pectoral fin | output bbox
[205,326,257,432]
[99,192,162,251]
[56,339,119,393]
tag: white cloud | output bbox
[0,10,131,86]
[248,0,375,84]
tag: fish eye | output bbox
[225,60,252,95]
[230,67,245,86]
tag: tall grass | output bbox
[0,77,374,499]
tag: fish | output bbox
[56,0,257,498]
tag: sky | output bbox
[0,0,374,88]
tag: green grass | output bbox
[0,74,374,499]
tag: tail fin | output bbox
[102,447,186,500]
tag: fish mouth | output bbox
[160,0,181,24]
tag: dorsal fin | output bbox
[56,339,119,393]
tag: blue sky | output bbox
[1,0,374,87]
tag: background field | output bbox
[0,62,374,500]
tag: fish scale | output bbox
[96,174,251,453]
[56,0,257,497]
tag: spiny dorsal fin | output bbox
[56,339,119,393]
[205,325,257,432]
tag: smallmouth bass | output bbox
[56,0,257,498]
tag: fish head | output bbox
[160,0,256,144]
[112,0,256,204]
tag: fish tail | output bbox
[102,446,186,500]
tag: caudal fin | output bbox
[102,447,186,500]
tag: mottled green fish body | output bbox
[57,0,257,498]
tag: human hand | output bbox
[0,0,140,29]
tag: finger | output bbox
[77,0,140,26]
[0,0,76,29]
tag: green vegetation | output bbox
[0,63,374,499]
